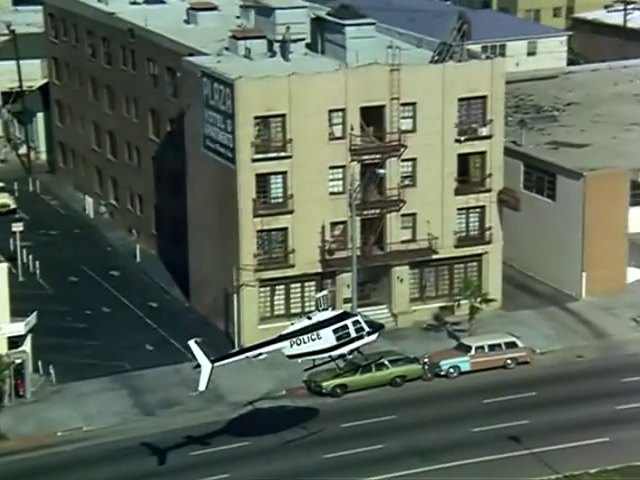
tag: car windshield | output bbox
[453,342,472,354]
[336,361,361,377]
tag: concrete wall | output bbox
[569,19,640,63]
[582,169,629,296]
[222,59,506,344]
[502,154,584,297]
[469,36,569,73]
[629,206,640,233]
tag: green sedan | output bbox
[304,350,427,398]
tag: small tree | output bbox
[454,278,496,335]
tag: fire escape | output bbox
[430,11,472,64]
[349,45,407,258]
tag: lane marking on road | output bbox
[615,402,640,410]
[362,437,611,480]
[40,194,66,215]
[482,392,537,404]
[82,266,190,357]
[323,444,385,459]
[199,475,230,480]
[190,442,251,456]
[17,209,29,220]
[621,377,640,383]
[37,277,54,293]
[471,420,530,432]
[341,415,397,428]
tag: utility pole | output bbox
[623,0,629,28]
[232,266,240,349]
[6,22,32,176]
[348,167,359,313]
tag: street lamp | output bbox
[4,21,33,177]
[347,166,386,313]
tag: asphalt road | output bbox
[3,353,640,479]
[0,177,229,382]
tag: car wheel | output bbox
[446,366,461,379]
[504,358,517,370]
[329,384,347,398]
[389,376,406,388]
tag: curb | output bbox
[273,385,311,398]
[0,425,96,456]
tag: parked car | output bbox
[304,350,427,398]
[0,182,17,215]
[423,333,535,379]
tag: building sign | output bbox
[202,72,235,167]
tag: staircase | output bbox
[358,304,396,328]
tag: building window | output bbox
[328,108,345,140]
[86,30,97,59]
[329,221,348,250]
[481,44,507,58]
[89,77,98,101]
[129,49,137,72]
[68,148,76,169]
[553,6,563,18]
[165,67,178,99]
[108,176,119,205]
[458,96,487,130]
[456,207,485,239]
[524,8,541,22]
[54,99,65,126]
[400,213,417,242]
[253,114,287,154]
[91,122,102,150]
[94,166,104,194]
[127,189,134,211]
[104,85,115,113]
[47,13,58,41]
[120,45,129,69]
[71,23,79,45]
[255,172,287,204]
[60,19,68,41]
[328,166,346,195]
[148,108,160,139]
[56,142,67,168]
[566,6,575,18]
[457,152,487,189]
[101,37,113,66]
[631,180,640,207]
[409,257,482,302]
[400,158,416,187]
[526,40,538,57]
[146,58,159,87]
[50,57,60,83]
[106,130,118,160]
[258,278,319,320]
[400,102,417,133]
[256,228,289,262]
[522,164,556,201]
[135,194,144,216]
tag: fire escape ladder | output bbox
[387,44,401,135]
[430,11,471,64]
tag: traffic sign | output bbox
[11,221,24,233]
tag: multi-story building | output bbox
[180,1,506,344]
[42,0,223,295]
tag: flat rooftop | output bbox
[574,4,640,29]
[0,6,44,35]
[505,63,640,173]
[71,0,457,79]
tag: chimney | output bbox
[185,2,220,26]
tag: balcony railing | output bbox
[356,187,406,216]
[455,119,493,143]
[254,249,295,271]
[455,174,492,195]
[320,235,439,270]
[454,227,492,248]
[252,138,293,160]
[253,194,294,217]
[349,131,407,160]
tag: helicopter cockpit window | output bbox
[333,324,351,342]
[352,319,366,335]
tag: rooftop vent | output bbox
[327,4,368,21]
[186,2,220,26]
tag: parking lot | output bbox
[0,177,230,383]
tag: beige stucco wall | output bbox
[0,262,10,355]
[496,0,610,28]
[228,59,506,344]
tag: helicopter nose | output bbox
[365,319,386,334]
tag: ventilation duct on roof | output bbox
[318,4,378,65]
[185,2,220,26]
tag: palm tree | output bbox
[454,278,496,335]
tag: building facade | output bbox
[570,3,640,63]
[183,2,506,345]
[493,0,610,29]
[42,0,202,295]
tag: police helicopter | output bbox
[187,291,386,393]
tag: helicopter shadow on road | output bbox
[140,405,321,466]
